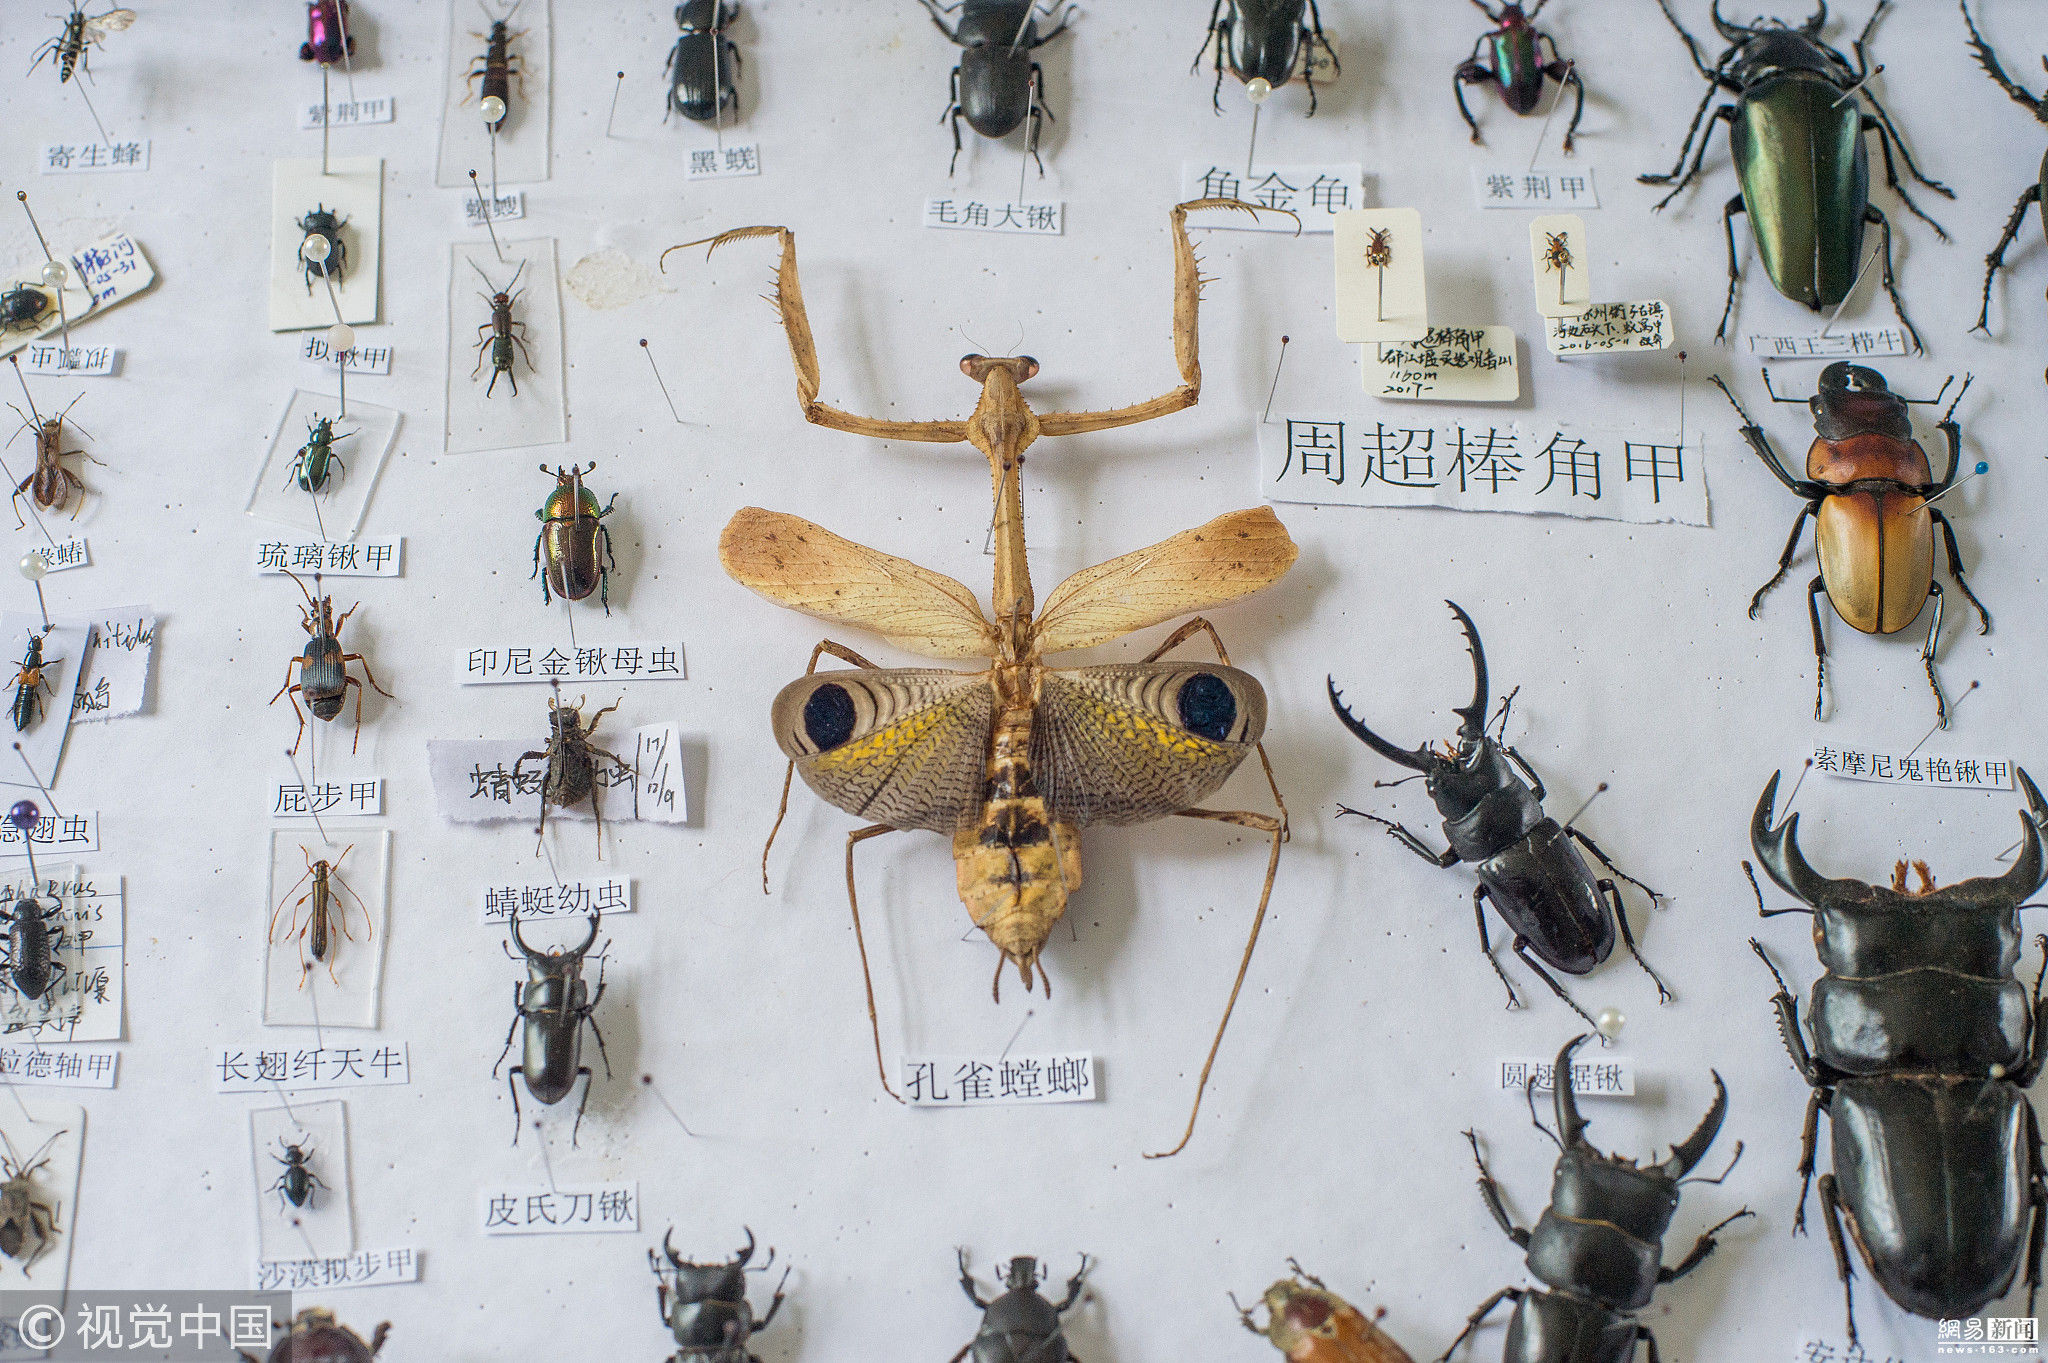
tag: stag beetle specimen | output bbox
[0,1127,62,1277]
[1962,0,2048,376]
[239,1309,389,1363]
[494,909,610,1144]
[1444,1034,1749,1363]
[0,892,62,1003]
[1196,0,1337,115]
[1749,769,2048,1339]
[1456,3,1585,154]
[1236,1261,1417,1363]
[1714,362,1987,728]
[271,571,392,756]
[268,1137,326,1214]
[649,1227,789,1363]
[533,462,617,612]
[953,1250,1091,1363]
[921,0,1074,177]
[1329,603,1669,1028]
[667,1,741,126]
[1642,1,1949,348]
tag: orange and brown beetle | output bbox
[1233,1263,1416,1363]
[1715,361,1989,727]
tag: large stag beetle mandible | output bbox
[1329,603,1669,1029]
[1444,1034,1750,1363]
[1749,769,2048,1341]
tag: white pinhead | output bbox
[1595,1007,1625,1041]
[18,554,46,583]
[300,234,332,265]
[327,323,356,354]
[39,260,66,287]
[1245,77,1273,104]
[480,95,507,125]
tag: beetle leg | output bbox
[1714,194,1746,341]
[1859,90,1951,200]
[1464,1129,1531,1247]
[1928,510,1992,635]
[1337,807,1459,867]
[947,1346,973,1363]
[341,651,394,701]
[1793,1087,1830,1234]
[1659,1207,1754,1283]
[1511,939,1599,1029]
[1921,581,1951,729]
[1436,1287,1519,1363]
[1648,102,1733,206]
[1602,880,1674,1004]
[506,1070,524,1144]
[1555,62,1585,155]
[1860,114,1947,240]
[1568,826,1658,902]
[957,1248,991,1307]
[1862,206,1924,355]
[2024,1101,2046,1319]
[843,823,906,1104]
[2015,941,2048,1089]
[1453,60,1490,145]
[1496,743,1546,801]
[1805,575,1830,722]
[1750,504,1817,618]
[1467,885,1522,1009]
[1816,1173,1862,1345]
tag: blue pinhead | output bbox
[7,801,37,833]
[1975,462,1989,475]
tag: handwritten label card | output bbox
[39,140,150,174]
[427,723,687,826]
[256,1248,419,1292]
[481,877,632,925]
[482,1184,639,1236]
[0,867,122,1043]
[463,191,525,228]
[27,539,89,576]
[1261,416,1710,526]
[1181,163,1360,232]
[298,334,391,375]
[1335,208,1427,342]
[70,233,154,309]
[214,1042,411,1094]
[1815,745,2015,790]
[299,93,395,129]
[923,199,1064,236]
[631,723,685,823]
[1498,1055,1636,1097]
[1748,328,1911,360]
[461,641,687,685]
[686,144,762,179]
[903,1053,1097,1107]
[1472,166,1600,209]
[254,539,402,577]
[1545,301,1673,356]
[69,608,155,723]
[1363,326,1518,401]
[20,343,116,377]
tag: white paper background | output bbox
[0,4,2043,1360]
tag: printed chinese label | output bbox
[1181,162,1360,231]
[1260,417,1710,526]
[1815,745,2015,790]
[463,191,525,227]
[1749,329,1911,360]
[298,334,391,374]
[70,608,156,722]
[427,722,686,826]
[0,1044,116,1088]
[1796,1336,1915,1363]
[461,641,687,685]
[256,1248,419,1292]
[0,811,98,858]
[1363,326,1519,401]
[1545,301,1673,355]
[20,342,116,376]
[70,232,154,308]
[0,868,122,1042]
[272,779,383,818]
[39,139,150,174]
[1473,166,1600,209]
[27,539,89,575]
[213,1043,411,1093]
[924,198,1064,236]
[482,1183,639,1236]
[1498,1056,1636,1097]
[481,877,632,924]
[254,539,403,577]
[686,143,762,179]
[902,1053,1098,1107]
[299,93,395,129]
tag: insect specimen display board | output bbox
[3,3,2048,1361]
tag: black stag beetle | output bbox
[1748,768,2048,1340]
[493,909,610,1145]
[1444,1034,1750,1363]
[1329,603,1670,1028]
[649,1227,789,1363]
[921,0,1075,177]
[1196,0,1338,115]
[953,1250,1092,1363]
[665,0,740,126]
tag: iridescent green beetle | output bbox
[532,462,617,613]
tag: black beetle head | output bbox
[1548,1034,1728,1242]
[658,1227,759,1301]
[1327,601,1490,776]
[1806,361,1913,439]
[1003,1256,1042,1291]
[508,908,600,974]
[1712,0,1827,42]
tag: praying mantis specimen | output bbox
[679,198,1297,1158]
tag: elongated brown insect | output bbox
[1364,227,1393,321]
[6,394,98,527]
[1543,229,1574,306]
[271,844,371,987]
[685,198,1297,1158]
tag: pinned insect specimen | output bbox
[515,693,631,853]
[1364,227,1393,322]
[692,198,1296,1157]
[30,3,134,84]
[0,893,63,1003]
[0,1126,62,1277]
[1541,229,1573,307]
[300,0,354,66]
[8,392,97,525]
[922,0,1075,176]
[297,207,348,294]
[239,1309,389,1363]
[8,631,56,734]
[1196,0,1338,115]
[1234,1262,1416,1363]
[471,259,533,398]
[288,415,352,496]
[269,1137,327,1213]
[650,1228,789,1363]
[533,463,616,612]
[271,572,392,756]
[495,909,609,1145]
[666,1,741,126]
[1456,2,1586,154]
[467,2,528,134]
[0,284,55,343]
[270,844,371,987]
[953,1251,1091,1363]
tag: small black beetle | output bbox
[954,1250,1091,1363]
[0,284,54,340]
[268,1137,326,1214]
[666,1,741,125]
[0,892,61,1002]
[649,1226,789,1363]
[921,0,1074,176]
[297,206,348,294]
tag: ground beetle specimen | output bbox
[1329,602,1670,1028]
[271,572,392,756]
[30,4,134,85]
[1444,1034,1748,1363]
[1642,1,1950,349]
[1456,3,1585,154]
[268,1137,327,1214]
[494,909,610,1145]
[8,393,96,526]
[533,462,617,612]
[467,3,527,133]
[297,206,348,295]
[0,891,62,1003]
[8,631,56,734]
[515,692,630,853]
[238,1308,389,1363]
[1961,0,2048,375]
[1236,1261,1417,1363]
[666,1,741,126]
[953,1250,1091,1363]
[0,285,55,341]
[271,844,371,987]
[1749,769,2048,1339]
[471,258,532,398]
[0,1127,62,1277]
[1714,362,1986,728]
[288,415,352,496]
[649,1227,789,1363]
[299,0,354,65]
[921,0,1074,177]
[1196,0,1337,115]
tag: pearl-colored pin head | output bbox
[18,554,46,584]
[300,234,332,265]
[327,323,356,355]
[1595,1007,1625,1041]
[480,95,507,127]
[40,260,66,287]
[1245,77,1273,104]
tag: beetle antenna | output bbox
[467,256,497,291]
[1708,375,1753,427]
[1901,373,1956,406]
[1681,1139,1745,1184]
[1939,373,1974,423]
[1758,368,1807,405]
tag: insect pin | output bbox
[1233,1261,1416,1363]
[921,0,1076,176]
[297,206,348,294]
[1541,230,1573,307]
[665,1,741,127]
[1364,228,1393,322]
[1455,2,1586,154]
[470,258,533,398]
[693,198,1296,1157]
[271,843,370,988]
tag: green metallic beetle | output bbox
[532,462,617,614]
[287,414,353,496]
[1961,0,2048,379]
[1641,1,1951,351]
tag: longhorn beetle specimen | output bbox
[1642,1,1950,348]
[271,571,392,756]
[1961,0,2048,377]
[678,199,1298,1158]
[920,0,1075,177]
[515,692,631,856]
[1455,2,1586,154]
[270,844,371,988]
[1330,603,1671,1029]
[465,2,527,132]
[1444,1034,1750,1363]
[1714,362,1986,728]
[1235,1261,1418,1363]
[471,258,533,398]
[649,1227,789,1363]
[1750,770,2048,1340]
[494,909,609,1146]
[1195,1,1338,115]
[268,1137,326,1214]
[0,1126,62,1277]
[7,392,97,525]
[953,1251,1091,1363]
